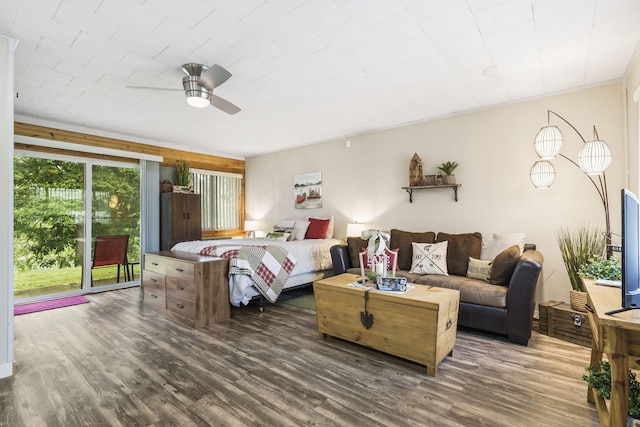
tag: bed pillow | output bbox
[410,241,448,276]
[293,220,310,240]
[467,257,492,281]
[265,232,290,242]
[305,218,330,239]
[273,226,295,241]
[390,229,436,271]
[307,215,334,238]
[489,245,521,285]
[360,248,399,274]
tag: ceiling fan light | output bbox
[578,140,612,175]
[534,125,563,159]
[186,95,210,108]
[530,161,556,188]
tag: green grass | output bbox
[14,265,128,297]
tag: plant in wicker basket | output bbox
[556,223,606,311]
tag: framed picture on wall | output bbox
[294,172,322,209]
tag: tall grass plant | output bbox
[556,223,606,292]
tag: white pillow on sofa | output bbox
[481,232,526,260]
[410,241,448,276]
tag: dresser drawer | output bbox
[165,259,195,281]
[142,270,165,307]
[166,294,196,320]
[144,254,166,275]
[166,277,196,302]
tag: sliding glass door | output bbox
[14,152,140,301]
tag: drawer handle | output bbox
[176,304,184,309]
[151,279,157,283]
[151,294,158,299]
[177,286,184,290]
[175,268,184,272]
[152,262,159,266]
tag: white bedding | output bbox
[171,238,341,306]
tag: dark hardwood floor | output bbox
[0,288,599,426]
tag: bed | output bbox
[170,237,341,307]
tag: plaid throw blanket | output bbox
[199,245,297,303]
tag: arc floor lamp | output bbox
[529,110,613,255]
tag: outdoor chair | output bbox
[92,235,130,284]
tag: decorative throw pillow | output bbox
[265,232,290,242]
[435,232,482,277]
[467,257,493,281]
[410,241,448,276]
[390,229,436,271]
[489,245,521,285]
[293,221,310,240]
[481,232,526,260]
[273,226,295,240]
[347,237,369,267]
[307,216,335,238]
[305,218,330,239]
[360,248,399,273]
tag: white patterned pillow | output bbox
[466,257,492,281]
[273,226,295,240]
[410,241,448,276]
[265,232,290,242]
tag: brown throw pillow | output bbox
[435,232,482,276]
[390,229,436,270]
[489,245,522,285]
[347,237,369,268]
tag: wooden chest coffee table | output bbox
[313,273,460,376]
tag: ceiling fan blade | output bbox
[198,64,232,90]
[126,86,183,92]
[210,94,241,115]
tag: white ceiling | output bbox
[3,0,640,159]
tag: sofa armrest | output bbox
[330,244,352,275]
[506,249,544,344]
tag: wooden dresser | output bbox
[142,251,230,328]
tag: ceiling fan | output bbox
[127,63,241,115]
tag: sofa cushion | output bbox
[467,257,492,281]
[436,232,482,276]
[410,241,448,276]
[489,245,521,285]
[396,270,508,308]
[347,237,369,267]
[390,229,436,270]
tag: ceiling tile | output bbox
[419,3,477,42]
[286,0,350,35]
[53,0,119,39]
[367,11,424,48]
[238,3,300,43]
[342,0,407,28]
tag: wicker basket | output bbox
[569,289,588,313]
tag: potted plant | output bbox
[437,161,459,185]
[583,361,640,425]
[556,224,605,312]
[579,255,622,281]
[174,160,191,193]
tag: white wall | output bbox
[246,83,626,305]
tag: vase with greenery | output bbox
[556,223,605,311]
[583,361,640,422]
[437,161,459,184]
[174,160,191,192]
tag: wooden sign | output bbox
[409,153,423,186]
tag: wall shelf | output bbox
[402,184,462,203]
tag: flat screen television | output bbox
[608,189,640,315]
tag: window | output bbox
[191,169,242,231]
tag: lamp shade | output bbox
[244,220,258,231]
[534,125,563,160]
[530,161,556,188]
[346,223,366,238]
[578,140,612,175]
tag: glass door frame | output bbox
[14,149,142,303]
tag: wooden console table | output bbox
[585,280,640,426]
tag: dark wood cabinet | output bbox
[160,192,202,250]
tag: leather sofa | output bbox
[330,229,544,345]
